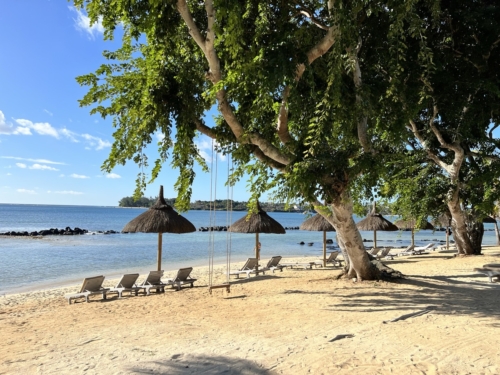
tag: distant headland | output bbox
[118,196,302,212]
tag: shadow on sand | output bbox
[127,354,271,374]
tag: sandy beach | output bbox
[1,248,500,374]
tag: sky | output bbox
[0,1,249,206]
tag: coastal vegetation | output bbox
[75,0,500,280]
[118,196,300,212]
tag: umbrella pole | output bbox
[157,233,163,271]
[374,230,377,248]
[323,231,327,267]
[411,229,415,247]
[255,232,260,274]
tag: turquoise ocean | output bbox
[0,204,497,294]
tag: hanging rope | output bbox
[225,154,233,284]
[207,140,231,294]
[207,139,216,288]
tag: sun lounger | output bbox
[395,244,416,257]
[65,275,109,304]
[322,251,343,267]
[281,261,322,269]
[413,243,435,253]
[474,267,500,282]
[376,247,393,260]
[368,247,382,256]
[261,256,285,273]
[166,267,197,291]
[107,273,142,298]
[229,258,261,279]
[138,270,166,295]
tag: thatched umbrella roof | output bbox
[433,213,452,228]
[356,202,397,248]
[300,213,336,267]
[394,219,434,231]
[229,202,285,272]
[300,214,336,232]
[122,185,196,270]
[228,202,286,234]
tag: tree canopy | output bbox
[74,0,500,277]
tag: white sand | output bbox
[1,250,500,374]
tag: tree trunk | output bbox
[467,221,484,255]
[494,222,500,246]
[327,194,379,281]
[447,188,474,255]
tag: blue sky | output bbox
[0,1,249,206]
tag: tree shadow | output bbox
[327,275,500,319]
[127,354,271,374]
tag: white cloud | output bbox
[1,156,66,165]
[52,190,84,195]
[81,133,111,150]
[15,118,60,138]
[59,174,65,177]
[0,110,31,135]
[16,163,27,168]
[70,173,90,179]
[106,173,121,179]
[60,128,80,143]
[156,132,165,142]
[1,111,111,150]
[69,6,104,39]
[29,164,59,171]
[195,138,225,162]
[17,188,36,194]
[6,173,11,176]
[43,109,53,116]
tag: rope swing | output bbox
[207,139,231,295]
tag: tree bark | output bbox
[326,193,379,281]
[447,188,475,255]
[467,221,484,255]
[494,222,500,246]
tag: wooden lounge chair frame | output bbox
[376,247,393,260]
[325,251,343,267]
[474,267,500,283]
[229,258,262,279]
[281,261,322,269]
[262,256,285,273]
[166,267,198,291]
[138,270,166,295]
[108,273,142,298]
[65,275,109,304]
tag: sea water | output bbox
[0,204,497,293]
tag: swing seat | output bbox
[208,283,231,294]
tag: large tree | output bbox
[373,0,500,255]
[74,0,472,279]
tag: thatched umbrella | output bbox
[229,202,286,273]
[394,219,434,247]
[122,185,196,271]
[300,214,336,267]
[356,202,398,248]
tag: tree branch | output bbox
[177,0,292,167]
[407,120,449,171]
[276,26,337,145]
[348,37,374,154]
